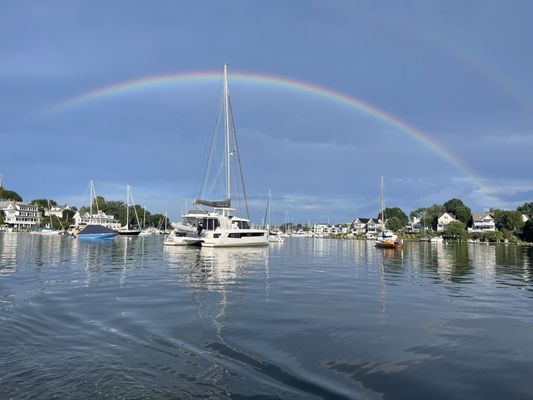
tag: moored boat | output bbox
[182,65,268,248]
[76,224,117,239]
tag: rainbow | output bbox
[45,69,491,193]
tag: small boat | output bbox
[375,230,403,249]
[430,236,443,243]
[375,177,402,249]
[76,224,117,239]
[118,185,141,236]
[263,190,284,243]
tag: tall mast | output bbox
[380,176,384,227]
[126,184,130,229]
[224,64,231,202]
[90,180,94,217]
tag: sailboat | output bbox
[118,185,142,236]
[263,190,284,243]
[181,64,268,247]
[75,180,118,239]
[375,176,402,249]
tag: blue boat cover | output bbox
[79,224,117,234]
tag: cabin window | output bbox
[236,220,250,229]
[202,218,220,231]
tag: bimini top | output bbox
[79,224,117,234]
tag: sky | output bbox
[1,1,532,224]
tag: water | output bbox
[0,233,532,399]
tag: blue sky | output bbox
[1,1,532,224]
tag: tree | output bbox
[31,199,57,211]
[0,187,22,202]
[520,220,533,243]
[378,207,409,230]
[517,202,533,219]
[411,204,445,230]
[443,198,471,225]
[490,209,524,233]
[443,220,468,241]
[386,216,404,231]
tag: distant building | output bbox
[312,223,330,237]
[522,214,529,223]
[45,204,72,219]
[468,212,496,232]
[437,213,456,232]
[0,200,41,229]
[73,210,121,229]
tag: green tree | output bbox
[386,216,404,231]
[30,199,58,211]
[0,212,4,225]
[411,204,445,230]
[517,202,533,219]
[520,220,533,243]
[483,231,504,242]
[490,209,524,233]
[443,220,468,241]
[378,207,408,227]
[443,198,472,225]
[0,187,22,202]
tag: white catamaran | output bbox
[178,65,268,247]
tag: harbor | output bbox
[1,232,532,399]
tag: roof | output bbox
[472,212,493,222]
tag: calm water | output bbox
[0,233,532,399]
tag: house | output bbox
[437,213,456,232]
[73,210,121,229]
[468,212,496,232]
[351,218,383,236]
[523,214,529,223]
[0,200,42,229]
[45,204,72,219]
[312,223,330,237]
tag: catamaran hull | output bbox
[200,231,269,247]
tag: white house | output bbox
[45,204,72,219]
[437,213,456,232]
[468,212,496,232]
[351,218,383,236]
[73,210,121,229]
[0,200,42,229]
[312,223,330,237]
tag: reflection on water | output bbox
[1,233,533,399]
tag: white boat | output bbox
[430,236,444,243]
[182,65,268,248]
[117,185,141,236]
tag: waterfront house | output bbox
[0,200,41,229]
[73,210,121,230]
[437,213,456,232]
[468,212,496,232]
[351,218,383,236]
[45,204,72,219]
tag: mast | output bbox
[380,176,384,228]
[90,180,94,217]
[126,184,130,229]
[224,64,231,202]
